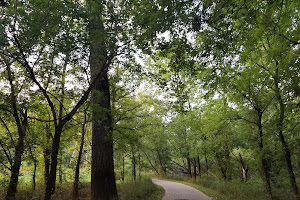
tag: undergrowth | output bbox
[0,177,164,200]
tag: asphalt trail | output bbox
[152,179,212,200]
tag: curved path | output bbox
[152,179,212,200]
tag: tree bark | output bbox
[274,71,300,200]
[73,113,87,200]
[91,69,117,199]
[88,0,117,198]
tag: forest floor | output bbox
[152,179,211,200]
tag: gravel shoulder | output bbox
[152,179,212,200]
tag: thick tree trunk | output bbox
[44,126,63,200]
[197,156,201,177]
[91,69,117,199]
[5,135,25,200]
[73,114,87,200]
[274,73,300,200]
[89,0,117,198]
[187,155,192,178]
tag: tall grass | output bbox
[0,176,164,200]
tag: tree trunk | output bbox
[59,150,63,184]
[88,0,117,199]
[197,156,201,178]
[205,152,208,176]
[239,153,248,183]
[73,113,87,200]
[257,111,272,199]
[44,126,63,200]
[32,159,37,191]
[121,153,125,182]
[138,151,141,180]
[187,155,192,178]
[132,150,136,181]
[193,158,197,179]
[5,63,28,200]
[274,72,300,200]
[143,151,159,175]
[44,123,51,187]
[5,135,26,200]
[158,151,166,174]
[91,69,117,199]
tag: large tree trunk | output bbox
[274,71,300,200]
[44,126,63,200]
[73,113,87,200]
[89,0,117,198]
[91,68,117,199]
[5,135,26,200]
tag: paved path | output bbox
[152,179,212,200]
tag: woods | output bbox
[0,0,299,200]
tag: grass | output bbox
[153,174,291,200]
[0,177,165,200]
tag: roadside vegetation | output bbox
[156,174,292,200]
[0,176,164,200]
